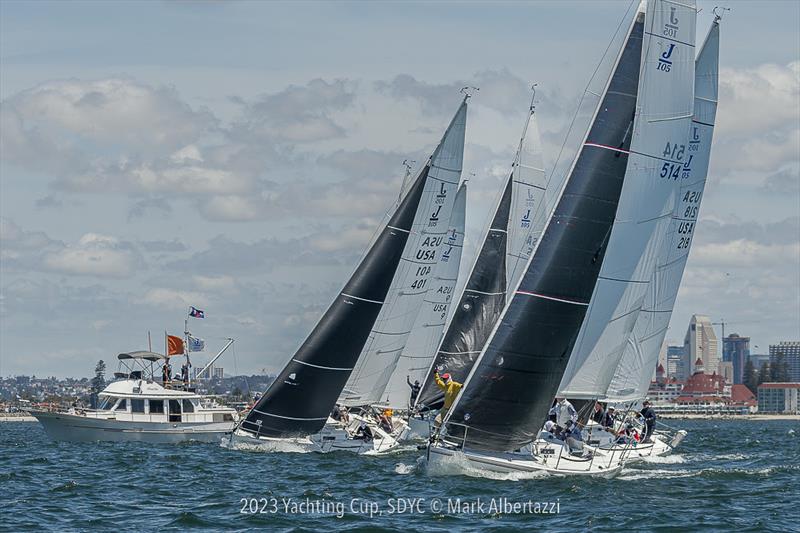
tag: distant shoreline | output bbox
[660,413,800,421]
[0,413,36,422]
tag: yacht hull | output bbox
[31,410,234,443]
[427,440,624,477]
[226,414,402,454]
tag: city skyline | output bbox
[2,1,799,377]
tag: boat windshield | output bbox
[97,396,118,410]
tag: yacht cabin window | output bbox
[148,399,164,414]
[114,399,127,412]
[131,399,145,413]
[182,399,195,413]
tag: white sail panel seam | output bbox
[341,293,383,305]
[387,225,411,234]
[516,290,590,306]
[644,31,695,48]
[251,408,328,421]
[292,359,354,371]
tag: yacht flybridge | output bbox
[32,346,238,443]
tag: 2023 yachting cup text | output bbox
[239,497,561,517]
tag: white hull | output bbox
[32,410,233,443]
[226,414,403,455]
[597,432,681,461]
[427,439,624,477]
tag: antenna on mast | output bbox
[712,6,730,22]
[529,83,538,112]
[460,86,479,99]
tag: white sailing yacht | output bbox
[428,0,698,476]
[227,96,468,454]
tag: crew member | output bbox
[162,361,171,388]
[640,400,657,443]
[407,376,421,406]
[548,397,577,431]
[433,371,462,430]
[591,402,606,424]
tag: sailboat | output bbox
[428,0,697,476]
[227,97,467,454]
[374,183,467,417]
[409,86,548,440]
[588,14,722,461]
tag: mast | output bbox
[443,4,647,452]
[238,98,467,438]
[557,0,697,400]
[606,16,720,402]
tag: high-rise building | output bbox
[666,345,684,380]
[724,333,750,385]
[682,315,719,381]
[718,361,734,385]
[769,342,800,382]
[212,367,224,379]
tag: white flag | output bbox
[188,335,205,352]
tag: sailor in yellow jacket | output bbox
[433,371,462,429]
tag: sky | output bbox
[1,0,798,378]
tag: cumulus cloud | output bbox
[1,78,217,157]
[230,78,357,143]
[43,233,145,278]
[137,288,206,310]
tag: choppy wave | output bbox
[2,419,799,531]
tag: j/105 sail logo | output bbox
[657,43,676,72]
[520,209,531,229]
[429,205,442,227]
[688,126,701,152]
[435,183,448,205]
[664,6,679,37]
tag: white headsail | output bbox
[558,0,697,399]
[381,183,467,408]
[606,18,720,401]
[341,100,467,407]
[507,92,549,292]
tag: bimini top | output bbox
[118,351,167,362]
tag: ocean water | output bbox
[1,419,798,532]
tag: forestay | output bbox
[381,183,467,409]
[444,8,645,452]
[341,100,467,407]
[506,102,548,292]
[558,0,697,399]
[606,19,720,401]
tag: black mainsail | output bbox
[240,168,429,438]
[443,12,644,452]
[415,176,512,410]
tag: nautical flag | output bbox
[189,306,205,319]
[167,335,184,356]
[188,335,205,352]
